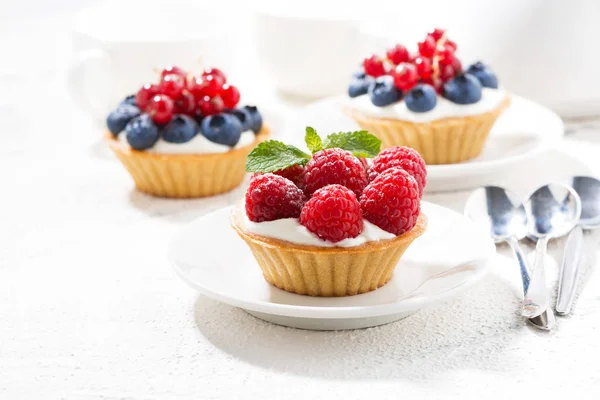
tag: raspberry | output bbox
[360,167,420,236]
[368,146,427,197]
[245,174,306,222]
[253,164,305,188]
[300,185,363,243]
[303,148,368,197]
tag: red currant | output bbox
[188,75,225,99]
[160,65,186,80]
[135,83,160,110]
[147,94,174,124]
[451,57,462,74]
[413,56,433,79]
[445,40,457,52]
[220,84,240,108]
[201,67,227,82]
[409,52,420,63]
[159,73,185,99]
[173,90,196,116]
[440,64,456,82]
[391,63,418,91]
[429,28,446,42]
[196,95,224,117]
[386,44,409,65]
[418,34,436,57]
[438,45,456,66]
[362,54,386,77]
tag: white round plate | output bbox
[170,202,495,330]
[285,95,564,193]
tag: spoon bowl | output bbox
[524,183,581,239]
[568,176,600,229]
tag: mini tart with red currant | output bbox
[345,28,510,165]
[231,128,427,297]
[105,66,270,198]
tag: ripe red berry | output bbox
[413,56,433,79]
[188,74,225,99]
[201,67,227,82]
[386,44,410,65]
[303,148,369,197]
[368,146,427,196]
[160,65,186,80]
[451,57,462,74]
[273,164,305,188]
[300,184,363,243]
[445,40,457,52]
[429,28,446,41]
[220,84,241,108]
[438,45,456,66]
[362,54,386,78]
[159,73,185,99]
[147,94,174,124]
[360,167,421,236]
[135,83,160,110]
[245,174,306,222]
[392,63,418,91]
[196,95,224,117]
[418,34,436,57]
[173,91,196,116]
[440,64,456,82]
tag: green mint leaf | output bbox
[322,130,382,158]
[304,126,323,153]
[245,140,311,173]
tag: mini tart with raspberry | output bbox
[231,128,428,297]
[105,65,270,198]
[345,28,510,165]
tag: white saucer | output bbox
[170,202,496,330]
[286,95,564,193]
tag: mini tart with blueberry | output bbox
[344,28,510,165]
[105,66,269,198]
[231,128,427,297]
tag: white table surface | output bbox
[2,12,600,400]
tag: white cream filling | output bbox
[347,87,507,123]
[238,206,396,248]
[118,130,256,154]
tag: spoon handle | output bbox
[556,226,584,315]
[506,236,531,294]
[522,236,550,318]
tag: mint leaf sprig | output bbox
[245,127,381,173]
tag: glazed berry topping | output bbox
[161,114,198,143]
[360,167,421,235]
[201,67,227,81]
[466,62,498,88]
[348,72,373,98]
[242,105,263,134]
[392,62,418,91]
[229,107,253,131]
[173,91,196,116]
[362,54,386,77]
[368,146,427,196]
[159,73,185,99]
[368,75,402,107]
[197,95,225,117]
[135,83,160,111]
[146,94,174,124]
[160,65,186,80]
[417,34,436,57]
[125,114,160,150]
[405,84,438,115]
[300,184,363,243]
[413,56,433,79]
[106,105,141,136]
[445,39,457,52]
[220,84,241,108]
[439,64,457,83]
[245,174,306,222]
[303,148,368,197]
[443,74,483,104]
[188,74,225,99]
[386,44,410,65]
[438,44,456,66]
[200,113,242,146]
[429,28,446,41]
[119,94,137,107]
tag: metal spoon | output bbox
[523,183,581,319]
[465,186,553,330]
[557,176,600,315]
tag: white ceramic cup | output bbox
[255,6,362,99]
[67,1,231,122]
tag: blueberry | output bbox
[228,108,253,131]
[348,72,373,98]
[125,114,160,150]
[368,75,402,107]
[352,69,367,79]
[405,84,437,113]
[161,114,198,143]
[242,105,263,134]
[442,73,482,105]
[466,62,498,88]
[119,94,137,107]
[200,113,243,147]
[106,105,141,136]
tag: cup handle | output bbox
[66,49,109,122]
